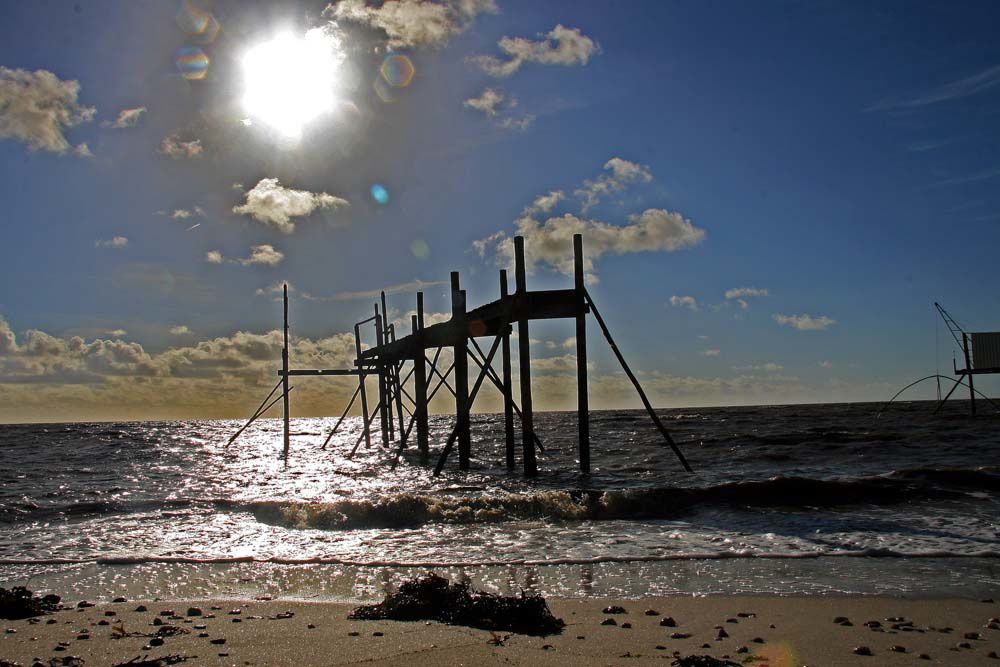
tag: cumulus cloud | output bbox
[73,142,93,158]
[725,287,769,299]
[95,236,128,249]
[463,88,534,130]
[476,208,704,283]
[205,250,223,264]
[328,0,497,49]
[524,191,565,216]
[0,66,95,154]
[171,209,192,219]
[240,244,284,267]
[103,106,146,129]
[669,295,698,311]
[159,134,202,159]
[773,313,836,331]
[463,88,504,116]
[170,325,191,335]
[575,157,653,212]
[232,178,349,233]
[470,24,600,78]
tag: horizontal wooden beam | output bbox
[278,369,361,376]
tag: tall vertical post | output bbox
[281,284,290,459]
[374,305,389,447]
[354,322,371,450]
[500,270,515,469]
[964,332,976,416]
[452,272,471,470]
[379,292,396,442]
[415,292,429,458]
[573,234,590,473]
[389,323,405,439]
[514,236,537,476]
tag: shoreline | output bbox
[2,596,998,665]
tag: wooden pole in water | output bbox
[380,292,397,442]
[514,236,537,476]
[452,272,471,470]
[374,305,390,447]
[415,293,429,457]
[963,332,976,416]
[573,234,590,473]
[500,270,515,470]
[354,322,371,450]
[282,284,290,459]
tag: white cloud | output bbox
[773,313,836,331]
[870,63,1000,111]
[725,287,769,299]
[232,178,349,233]
[533,354,580,373]
[159,134,202,159]
[463,88,534,130]
[205,250,223,264]
[103,106,146,129]
[819,360,833,368]
[525,191,564,216]
[328,0,497,49]
[170,326,192,335]
[240,244,284,267]
[0,67,95,154]
[575,157,653,212]
[95,236,128,249]
[171,209,192,219]
[106,329,127,338]
[328,279,447,302]
[471,24,600,78]
[733,362,784,373]
[497,114,535,131]
[73,142,93,158]
[700,348,721,357]
[463,88,504,116]
[669,295,698,311]
[476,208,705,283]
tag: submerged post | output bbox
[354,322,371,450]
[573,234,590,473]
[500,270,515,469]
[452,273,471,470]
[514,236,537,476]
[964,332,976,415]
[375,305,390,447]
[282,284,290,459]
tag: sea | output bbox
[1,401,998,603]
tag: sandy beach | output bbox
[2,595,998,666]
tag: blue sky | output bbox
[1,0,999,421]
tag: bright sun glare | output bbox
[242,28,343,139]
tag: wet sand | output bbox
[2,596,998,666]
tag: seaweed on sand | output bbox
[0,587,61,619]
[671,657,741,667]
[349,574,565,636]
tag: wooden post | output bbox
[452,272,471,470]
[282,284,290,459]
[500,270,515,469]
[412,313,429,458]
[573,234,590,473]
[964,332,976,416]
[374,305,390,447]
[380,292,397,442]
[354,323,371,450]
[388,322,405,439]
[514,236,537,476]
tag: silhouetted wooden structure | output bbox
[230,234,692,476]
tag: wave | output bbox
[2,549,998,568]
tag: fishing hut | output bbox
[933,302,1000,415]
[230,234,692,476]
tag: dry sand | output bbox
[2,596,999,666]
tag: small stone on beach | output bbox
[133,605,147,612]
[603,605,627,614]
[644,609,659,616]
[660,617,677,627]
[600,618,616,626]
[853,646,872,656]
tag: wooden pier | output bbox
[230,234,692,476]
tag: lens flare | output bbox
[175,47,209,80]
[175,1,219,43]
[380,54,415,88]
[410,239,429,260]
[371,184,389,205]
[242,27,345,138]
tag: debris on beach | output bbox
[110,655,193,667]
[670,656,740,667]
[0,587,61,619]
[348,573,564,635]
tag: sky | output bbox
[1,0,999,423]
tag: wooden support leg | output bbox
[354,323,371,450]
[514,237,537,476]
[500,270,515,470]
[964,334,976,415]
[573,234,590,473]
[282,284,291,459]
[452,272,471,470]
[374,306,390,447]
[412,313,429,459]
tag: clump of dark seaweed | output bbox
[111,656,192,667]
[671,657,741,667]
[0,587,61,619]
[349,573,564,636]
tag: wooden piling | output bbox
[282,284,291,459]
[354,322,371,450]
[374,305,390,447]
[514,237,537,476]
[963,332,976,415]
[500,270,515,469]
[412,313,429,458]
[573,234,590,473]
[451,273,472,470]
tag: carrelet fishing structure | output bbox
[230,234,692,476]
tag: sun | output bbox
[241,27,344,139]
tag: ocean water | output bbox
[1,402,998,602]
